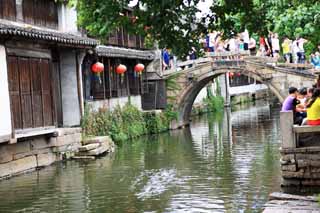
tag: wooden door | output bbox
[7,56,55,130]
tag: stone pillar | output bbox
[280,111,295,148]
[0,45,12,142]
[219,74,230,106]
[77,51,86,116]
[60,50,81,127]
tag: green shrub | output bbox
[81,103,178,143]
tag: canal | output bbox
[0,101,282,212]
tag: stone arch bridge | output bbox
[163,56,316,128]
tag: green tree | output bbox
[72,0,320,56]
[72,0,205,58]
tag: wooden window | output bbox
[7,56,55,130]
[108,30,118,46]
[0,0,16,20]
[22,0,58,28]
[117,28,124,46]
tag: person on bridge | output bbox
[162,48,170,71]
[282,37,292,63]
[281,87,299,112]
[271,33,280,59]
[293,36,308,64]
[242,28,250,51]
[249,37,256,55]
[311,52,320,69]
[306,88,320,126]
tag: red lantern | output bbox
[228,72,234,78]
[116,64,127,75]
[91,62,104,73]
[134,63,145,74]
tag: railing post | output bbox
[280,111,296,148]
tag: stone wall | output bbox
[0,128,81,180]
[281,147,320,186]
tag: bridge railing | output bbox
[164,51,250,76]
[205,50,250,59]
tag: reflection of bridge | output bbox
[163,55,316,128]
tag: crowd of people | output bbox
[201,29,256,55]
[201,30,320,69]
[282,86,320,126]
[162,29,320,71]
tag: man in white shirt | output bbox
[249,37,256,55]
[242,29,250,51]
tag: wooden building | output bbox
[82,9,156,111]
[0,0,99,179]
[0,0,98,143]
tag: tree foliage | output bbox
[73,0,320,56]
[73,0,205,57]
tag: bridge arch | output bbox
[175,68,284,127]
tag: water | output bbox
[0,101,282,213]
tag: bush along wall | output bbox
[81,103,178,143]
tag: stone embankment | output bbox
[0,128,115,180]
[263,192,320,212]
[281,147,320,186]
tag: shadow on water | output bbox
[0,100,287,212]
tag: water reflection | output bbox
[0,101,281,212]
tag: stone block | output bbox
[296,154,308,160]
[281,164,297,172]
[82,136,112,145]
[310,168,320,173]
[13,148,51,160]
[52,142,81,153]
[282,169,304,178]
[54,133,81,147]
[0,144,13,163]
[37,153,57,167]
[30,137,54,150]
[281,154,295,162]
[309,154,320,160]
[79,143,100,152]
[77,142,109,156]
[281,179,301,186]
[56,128,82,137]
[301,179,320,186]
[297,159,309,168]
[310,161,320,168]
[9,141,31,154]
[0,155,37,178]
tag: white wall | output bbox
[58,4,79,34]
[60,50,81,126]
[229,84,268,96]
[194,87,208,105]
[0,45,12,138]
[87,96,142,112]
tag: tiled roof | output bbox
[96,45,155,60]
[0,20,98,47]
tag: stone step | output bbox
[77,142,110,156]
[78,143,100,152]
[82,136,112,145]
[72,156,95,160]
